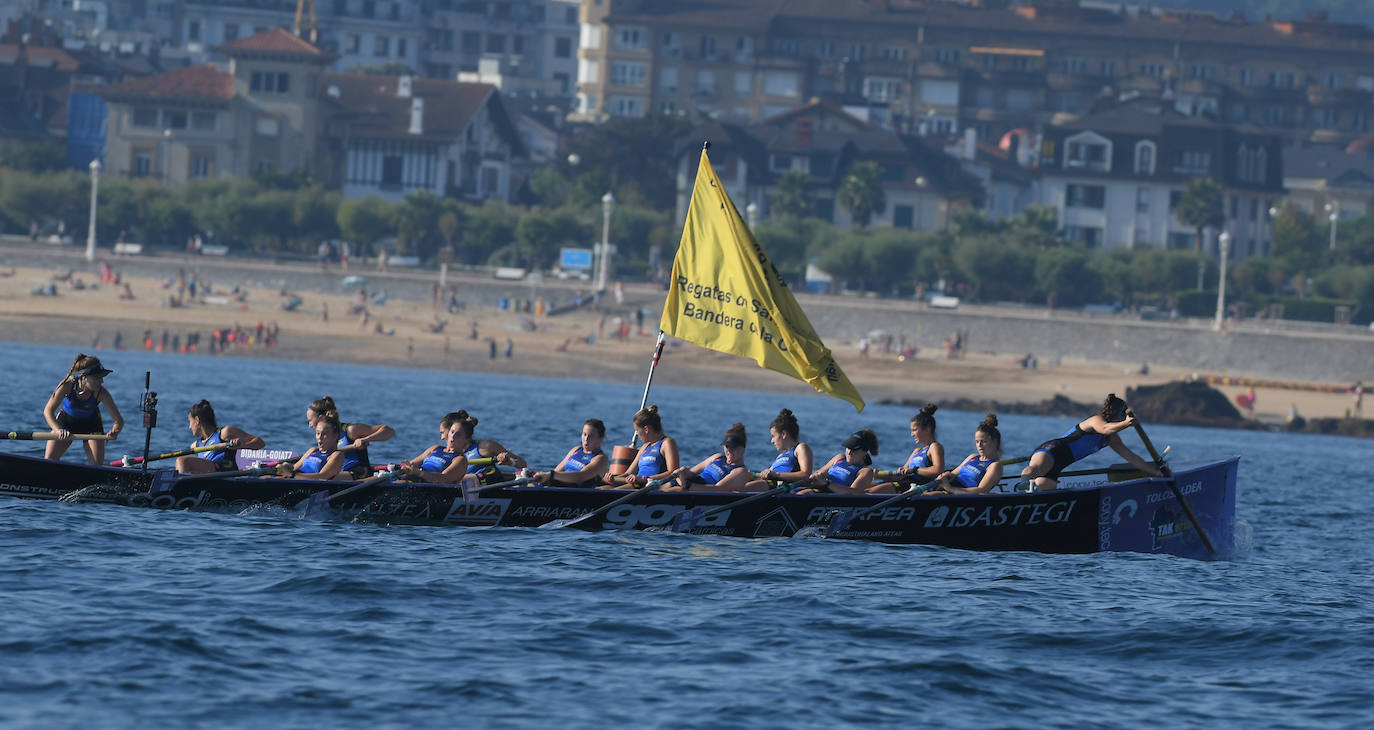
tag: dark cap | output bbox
[78,364,114,378]
[842,432,872,451]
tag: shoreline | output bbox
[0,262,1366,425]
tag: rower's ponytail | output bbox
[770,408,799,440]
[977,414,1002,459]
[453,409,478,437]
[310,396,338,418]
[634,404,662,433]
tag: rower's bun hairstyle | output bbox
[976,414,1002,457]
[633,404,662,432]
[584,418,606,438]
[770,408,799,439]
[315,409,342,435]
[1101,393,1127,421]
[911,403,939,438]
[309,396,338,417]
[452,409,479,437]
[722,422,747,448]
[188,399,218,431]
[441,411,464,431]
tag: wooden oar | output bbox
[177,463,280,481]
[301,470,398,517]
[824,484,926,536]
[670,483,792,532]
[554,480,661,530]
[110,442,230,466]
[3,431,113,441]
[1128,409,1216,557]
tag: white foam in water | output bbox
[1232,519,1254,557]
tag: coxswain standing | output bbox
[43,354,124,465]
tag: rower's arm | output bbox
[1109,436,1160,475]
[221,425,264,450]
[43,384,65,431]
[917,443,946,481]
[554,453,608,483]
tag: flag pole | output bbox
[629,331,667,448]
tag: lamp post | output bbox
[85,159,101,261]
[1214,230,1230,331]
[1325,201,1339,251]
[597,191,614,293]
[746,201,758,230]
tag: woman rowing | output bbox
[532,418,608,487]
[928,414,1004,495]
[175,400,265,474]
[742,408,813,491]
[662,423,750,492]
[279,410,366,481]
[873,403,946,493]
[43,353,124,465]
[306,396,394,474]
[1019,393,1160,491]
[602,405,679,489]
[442,410,527,482]
[802,429,880,494]
[397,412,478,485]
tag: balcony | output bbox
[1307,85,1372,106]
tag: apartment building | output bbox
[575,0,1374,150]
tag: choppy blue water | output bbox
[2,341,1371,728]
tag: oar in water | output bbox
[301,469,399,518]
[670,483,792,532]
[551,481,661,530]
[1128,410,1216,557]
[177,462,280,481]
[110,441,230,467]
[824,484,926,537]
[2,431,113,441]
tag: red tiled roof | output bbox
[0,44,80,72]
[97,64,233,102]
[218,27,326,57]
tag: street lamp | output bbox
[1214,230,1231,331]
[1325,201,1339,251]
[597,191,615,293]
[85,159,101,261]
[746,201,758,230]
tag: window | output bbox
[615,27,645,51]
[893,205,914,229]
[699,35,716,59]
[733,71,750,97]
[1066,184,1106,209]
[555,37,572,58]
[883,46,906,61]
[975,87,996,107]
[189,152,213,179]
[1316,108,1341,128]
[1173,149,1210,174]
[1052,92,1082,112]
[919,79,958,106]
[375,35,390,57]
[163,110,187,130]
[132,108,158,128]
[1169,190,1182,211]
[1064,225,1103,248]
[609,96,643,117]
[132,149,152,178]
[578,59,599,83]
[188,21,200,42]
[1167,232,1195,250]
[935,48,959,64]
[191,111,216,131]
[255,117,279,137]
[250,72,290,94]
[1239,68,1254,86]
[486,34,505,53]
[811,154,833,177]
[1006,89,1032,110]
[1099,59,1115,76]
[512,36,523,55]
[1061,57,1087,74]
[1269,71,1295,89]
[770,153,792,172]
[1263,106,1286,125]
[1230,103,1249,123]
[1134,141,1155,174]
[736,37,753,59]
[381,155,402,187]
[660,67,678,92]
[694,70,715,94]
[772,38,799,57]
[1139,62,1164,77]
[1323,73,1343,88]
[610,62,645,87]
[863,77,901,103]
[580,24,600,51]
[1065,137,1109,171]
[819,41,835,59]
[929,117,955,134]
[565,7,576,24]
[224,23,239,41]
[362,0,375,17]
[1136,187,1150,213]
[1188,64,1213,80]
[397,38,407,59]
[1251,199,1260,220]
[850,43,865,61]
[553,72,569,95]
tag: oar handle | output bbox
[324,470,397,505]
[3,431,113,441]
[564,480,661,528]
[1126,409,1169,475]
[1128,410,1216,556]
[178,462,280,481]
[112,441,230,466]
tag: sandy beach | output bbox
[0,261,1363,423]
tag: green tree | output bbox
[463,201,519,265]
[529,168,573,207]
[337,196,396,256]
[1174,178,1224,254]
[513,207,593,270]
[1034,247,1095,308]
[396,191,444,259]
[837,161,886,227]
[564,115,693,210]
[769,170,812,219]
[0,139,65,173]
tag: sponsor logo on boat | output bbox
[0,482,74,498]
[602,503,729,529]
[443,498,511,526]
[1113,499,1139,524]
[128,490,209,509]
[508,505,585,521]
[922,500,1078,529]
[805,506,916,524]
[1146,481,1203,505]
[1098,496,1112,550]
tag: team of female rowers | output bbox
[46,353,1160,493]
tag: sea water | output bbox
[1,342,1371,729]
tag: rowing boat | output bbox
[0,451,1237,559]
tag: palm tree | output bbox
[837,161,886,228]
[1174,177,1225,290]
[769,170,812,219]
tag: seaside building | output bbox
[93,28,525,203]
[574,0,1374,151]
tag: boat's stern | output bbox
[1095,457,1239,560]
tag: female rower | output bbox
[413,410,527,485]
[662,423,750,492]
[876,403,945,493]
[928,414,1004,495]
[533,418,608,487]
[803,429,880,494]
[279,411,366,481]
[175,400,265,474]
[742,408,813,491]
[43,353,124,465]
[398,412,476,485]
[1019,393,1160,491]
[306,395,395,473]
[602,405,679,489]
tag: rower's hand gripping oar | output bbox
[555,480,662,530]
[111,441,232,467]
[670,483,791,533]
[1128,409,1216,557]
[825,484,926,537]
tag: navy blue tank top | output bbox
[770,447,799,473]
[563,447,601,472]
[420,446,461,473]
[636,439,666,477]
[698,455,741,485]
[60,383,100,419]
[195,431,229,464]
[827,459,861,487]
[954,456,995,488]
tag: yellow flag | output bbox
[661,149,865,412]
